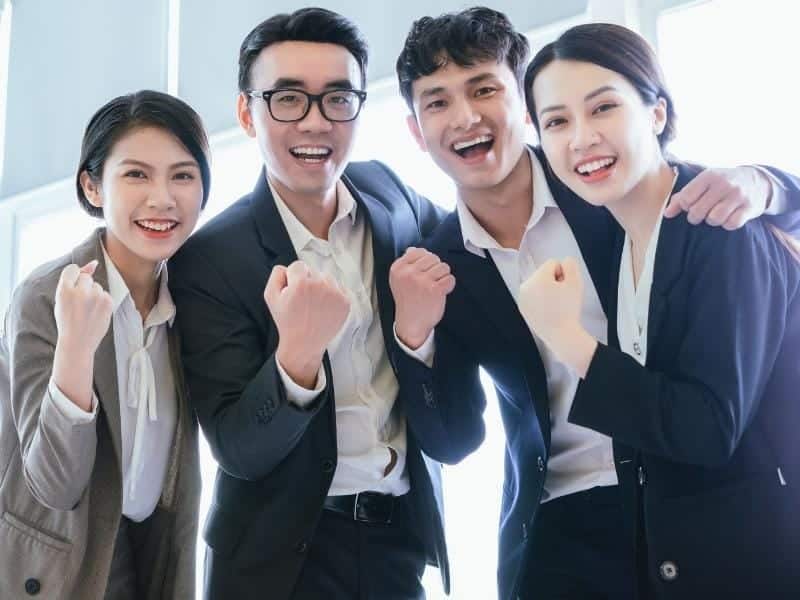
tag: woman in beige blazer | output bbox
[0,90,209,599]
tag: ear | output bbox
[80,171,103,209]
[237,92,257,138]
[652,97,668,136]
[524,111,533,125]
[406,114,428,153]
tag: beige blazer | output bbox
[0,229,201,599]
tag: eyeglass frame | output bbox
[245,88,368,123]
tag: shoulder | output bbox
[423,211,460,253]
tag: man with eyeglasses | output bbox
[168,7,453,600]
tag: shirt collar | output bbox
[268,176,358,254]
[456,147,558,257]
[100,242,176,328]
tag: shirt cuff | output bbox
[752,165,788,215]
[47,379,98,424]
[393,323,435,368]
[276,358,326,408]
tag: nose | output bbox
[450,97,481,131]
[147,178,177,210]
[569,117,600,153]
[297,98,333,133]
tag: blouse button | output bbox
[633,342,642,356]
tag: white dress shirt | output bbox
[270,178,410,497]
[400,149,618,502]
[618,170,678,366]
[50,246,178,522]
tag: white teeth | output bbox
[453,135,493,151]
[138,220,176,232]
[291,146,331,156]
[577,158,615,174]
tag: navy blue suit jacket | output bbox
[169,162,450,599]
[572,162,800,599]
[395,148,800,600]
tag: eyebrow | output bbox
[271,77,358,90]
[118,159,199,170]
[418,72,500,100]
[538,85,620,117]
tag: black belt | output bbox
[323,492,396,524]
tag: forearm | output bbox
[194,353,326,480]
[394,330,486,464]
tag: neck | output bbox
[608,157,675,253]
[103,232,162,321]
[458,148,533,249]
[269,174,338,240]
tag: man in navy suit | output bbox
[389,7,800,600]
[169,8,453,600]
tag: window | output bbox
[657,0,800,172]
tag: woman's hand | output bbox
[52,260,113,411]
[519,257,597,377]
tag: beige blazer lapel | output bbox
[71,230,125,472]
[159,325,184,509]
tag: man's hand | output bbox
[52,260,113,411]
[389,247,455,349]
[665,166,772,230]
[264,261,350,389]
[519,258,596,377]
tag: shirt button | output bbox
[638,465,647,486]
[295,541,308,554]
[633,342,642,356]
[521,522,528,540]
[537,456,545,472]
[321,459,335,474]
[24,578,41,595]
[659,561,678,581]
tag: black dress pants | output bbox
[290,495,427,600]
[518,485,637,600]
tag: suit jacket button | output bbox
[295,541,308,554]
[537,456,545,472]
[659,561,678,581]
[24,578,41,595]
[321,459,335,473]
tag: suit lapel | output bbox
[251,168,299,268]
[71,230,124,471]
[646,163,695,352]
[438,215,551,435]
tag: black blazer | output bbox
[395,147,800,600]
[571,162,800,599]
[169,161,449,599]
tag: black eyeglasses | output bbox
[246,88,368,123]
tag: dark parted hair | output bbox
[524,22,677,149]
[238,7,369,92]
[76,90,211,218]
[396,6,530,112]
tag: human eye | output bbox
[592,102,618,114]
[123,169,147,179]
[475,86,498,98]
[543,116,567,129]
[274,91,302,105]
[327,91,354,105]
[424,98,447,112]
[173,171,196,181]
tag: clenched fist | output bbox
[519,257,597,377]
[389,247,455,349]
[52,260,114,411]
[54,261,114,356]
[264,261,350,388]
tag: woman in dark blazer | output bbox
[520,23,800,600]
[0,91,208,599]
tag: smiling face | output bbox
[80,125,204,271]
[531,59,667,208]
[406,58,529,194]
[237,41,362,203]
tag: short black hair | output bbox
[76,90,211,217]
[396,6,529,112]
[524,23,677,149]
[238,7,369,92]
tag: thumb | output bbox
[265,265,289,305]
[80,259,99,276]
[561,257,580,281]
